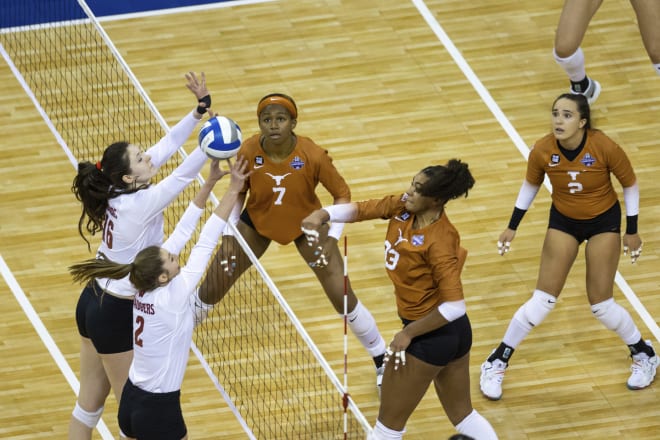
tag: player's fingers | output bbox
[497,241,511,256]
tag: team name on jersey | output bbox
[107,206,118,219]
[134,297,155,315]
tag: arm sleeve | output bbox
[146,111,200,168]
[162,202,204,254]
[324,203,358,223]
[514,180,541,210]
[222,193,246,236]
[622,182,639,216]
[138,147,208,222]
[169,214,227,308]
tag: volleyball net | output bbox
[0,1,368,438]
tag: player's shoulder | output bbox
[531,133,556,152]
[586,129,618,150]
[295,135,325,152]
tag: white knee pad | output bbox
[455,409,499,440]
[345,301,386,357]
[368,420,404,440]
[72,402,103,428]
[591,298,641,345]
[514,290,556,329]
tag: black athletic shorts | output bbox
[118,379,186,440]
[548,201,621,243]
[401,314,472,366]
[75,281,133,354]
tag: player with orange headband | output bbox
[197,92,388,392]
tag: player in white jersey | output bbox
[68,72,212,439]
[69,157,250,440]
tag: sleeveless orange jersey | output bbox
[239,134,351,245]
[527,129,636,220]
[355,194,466,321]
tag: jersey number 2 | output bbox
[134,315,145,347]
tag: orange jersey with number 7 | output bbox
[239,133,351,245]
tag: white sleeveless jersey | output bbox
[128,203,226,393]
[95,112,206,297]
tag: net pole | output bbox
[342,235,349,439]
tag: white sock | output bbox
[653,63,660,76]
[346,300,387,357]
[368,420,404,440]
[554,47,587,82]
[591,298,641,345]
[455,409,498,440]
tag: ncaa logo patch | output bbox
[412,234,425,246]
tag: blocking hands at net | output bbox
[69,157,249,440]
[196,93,389,384]
[480,94,658,402]
[553,0,660,105]
[302,160,498,440]
[68,71,214,439]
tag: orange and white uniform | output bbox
[527,129,636,219]
[239,134,350,244]
[354,194,466,321]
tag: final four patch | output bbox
[580,153,596,167]
[290,156,304,170]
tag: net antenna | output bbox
[1,1,370,438]
[343,236,350,439]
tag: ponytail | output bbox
[68,246,166,292]
[420,159,475,202]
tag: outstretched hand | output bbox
[185,71,208,100]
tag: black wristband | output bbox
[508,207,527,230]
[626,215,638,235]
[196,95,211,114]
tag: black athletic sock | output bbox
[488,343,515,364]
[570,76,591,94]
[628,339,655,357]
[373,354,385,369]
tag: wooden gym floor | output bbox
[1,0,659,438]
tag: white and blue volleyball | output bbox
[198,116,242,160]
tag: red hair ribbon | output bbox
[96,161,102,170]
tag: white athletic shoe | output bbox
[627,341,659,390]
[571,77,601,106]
[376,366,385,399]
[480,359,507,400]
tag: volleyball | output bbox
[198,116,242,160]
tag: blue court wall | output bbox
[0,0,230,28]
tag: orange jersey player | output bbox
[527,129,635,220]
[197,93,388,392]
[239,133,350,245]
[302,160,498,440]
[480,93,657,402]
